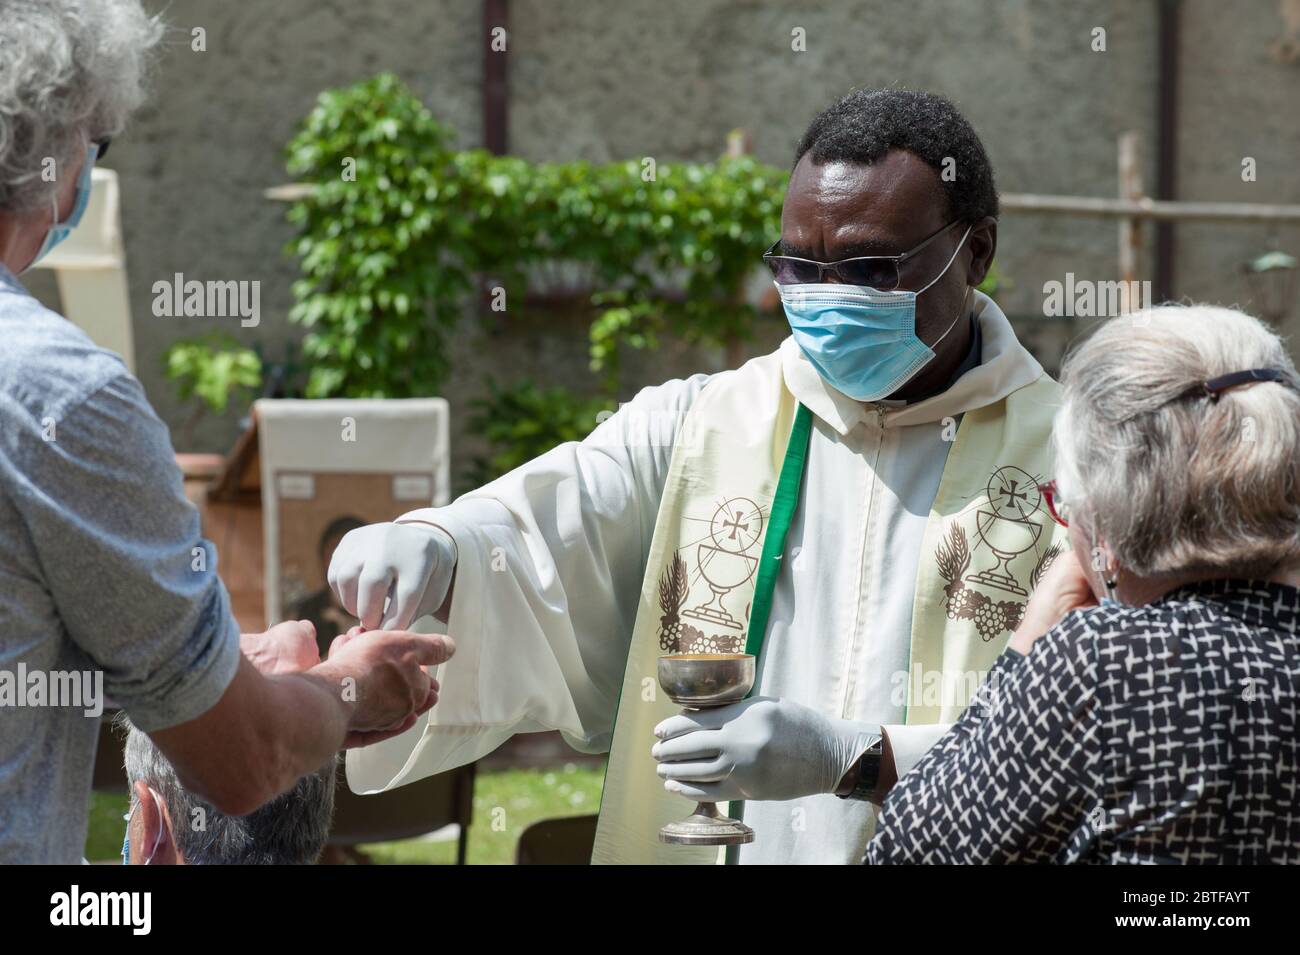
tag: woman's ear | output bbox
[1069,520,1113,598]
[964,216,998,288]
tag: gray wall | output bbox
[30,0,1300,483]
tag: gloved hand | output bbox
[327,521,457,631]
[651,696,880,802]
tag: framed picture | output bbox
[255,398,450,649]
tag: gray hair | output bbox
[1055,304,1300,579]
[119,715,337,865]
[0,0,162,212]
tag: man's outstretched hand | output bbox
[315,625,455,748]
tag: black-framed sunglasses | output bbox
[763,219,962,290]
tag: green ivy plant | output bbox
[284,75,787,401]
[163,335,262,448]
[285,73,468,399]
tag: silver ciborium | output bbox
[657,653,756,846]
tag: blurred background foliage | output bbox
[162,334,262,448]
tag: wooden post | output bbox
[1118,131,1142,314]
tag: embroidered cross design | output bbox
[722,511,749,541]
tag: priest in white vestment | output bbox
[329,89,1068,864]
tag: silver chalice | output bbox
[657,652,756,846]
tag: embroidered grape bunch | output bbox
[935,522,1060,641]
[657,552,743,654]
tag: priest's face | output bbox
[779,149,997,401]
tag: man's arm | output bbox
[13,373,451,814]
[149,631,450,816]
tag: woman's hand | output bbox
[1009,548,1098,655]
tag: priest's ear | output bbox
[963,216,998,289]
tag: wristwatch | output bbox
[836,733,885,802]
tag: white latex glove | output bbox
[327,521,457,631]
[651,696,880,803]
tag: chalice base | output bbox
[682,606,744,631]
[966,568,1027,597]
[659,802,754,846]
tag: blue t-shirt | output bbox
[0,264,239,863]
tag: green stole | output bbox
[591,349,1065,864]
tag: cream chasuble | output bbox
[345,291,1067,865]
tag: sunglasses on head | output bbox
[763,219,963,290]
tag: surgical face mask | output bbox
[121,787,165,865]
[777,224,974,401]
[25,142,97,273]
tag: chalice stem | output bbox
[694,801,725,821]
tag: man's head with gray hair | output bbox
[1055,304,1300,581]
[120,716,337,865]
[0,0,161,214]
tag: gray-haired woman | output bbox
[865,303,1300,864]
[0,0,449,864]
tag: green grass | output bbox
[360,763,603,864]
[86,790,130,862]
[87,763,604,865]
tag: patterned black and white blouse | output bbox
[864,579,1300,864]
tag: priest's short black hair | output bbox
[793,89,999,224]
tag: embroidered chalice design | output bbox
[682,497,763,631]
[967,466,1043,597]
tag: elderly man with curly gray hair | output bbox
[0,0,454,864]
[867,304,1300,864]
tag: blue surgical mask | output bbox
[25,143,97,273]
[778,224,973,401]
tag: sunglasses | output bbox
[1037,480,1069,528]
[763,219,962,290]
